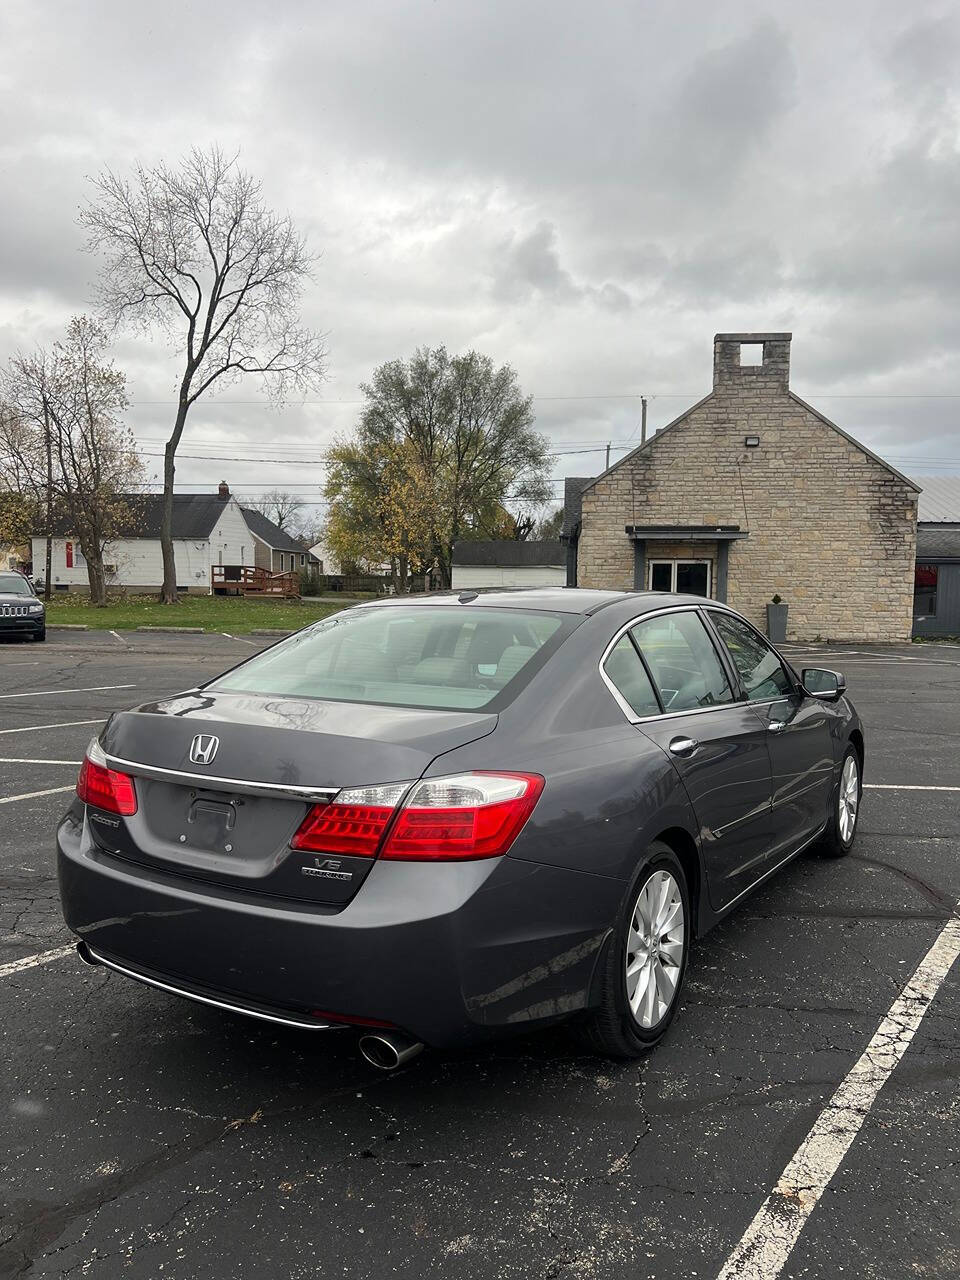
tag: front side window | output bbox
[603,635,661,717]
[631,611,733,712]
[710,611,793,700]
[210,605,571,710]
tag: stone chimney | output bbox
[217,481,230,500]
[713,332,791,394]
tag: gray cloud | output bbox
[0,0,958,505]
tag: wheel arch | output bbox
[848,727,864,770]
[652,826,702,938]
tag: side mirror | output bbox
[802,668,846,701]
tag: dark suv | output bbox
[0,571,46,641]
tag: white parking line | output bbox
[0,684,135,700]
[865,784,960,792]
[0,944,76,979]
[109,630,127,645]
[716,905,960,1280]
[223,632,256,646]
[0,785,75,805]
[0,718,102,736]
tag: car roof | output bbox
[351,588,719,617]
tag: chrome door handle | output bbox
[668,736,699,757]
[768,721,787,733]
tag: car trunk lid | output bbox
[92,690,496,906]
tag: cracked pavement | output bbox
[0,632,958,1278]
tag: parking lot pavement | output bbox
[0,637,957,1279]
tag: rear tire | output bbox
[820,744,861,858]
[576,844,690,1059]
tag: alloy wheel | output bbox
[625,869,685,1029]
[839,753,860,844]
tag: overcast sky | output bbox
[1,0,958,523]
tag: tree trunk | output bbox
[43,396,52,601]
[396,553,409,594]
[83,543,108,607]
[160,399,189,604]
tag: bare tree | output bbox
[81,147,326,602]
[250,488,305,533]
[2,318,142,605]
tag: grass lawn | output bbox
[45,594,354,634]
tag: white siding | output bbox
[451,564,566,589]
[208,500,256,570]
[32,537,211,589]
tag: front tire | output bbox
[577,844,690,1059]
[820,744,861,857]
[34,627,46,642]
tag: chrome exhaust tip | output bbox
[76,940,100,967]
[358,1031,424,1071]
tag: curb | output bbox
[249,628,293,637]
[48,624,89,631]
[136,626,206,634]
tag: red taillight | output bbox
[77,754,137,816]
[381,772,543,862]
[292,803,396,856]
[290,783,409,856]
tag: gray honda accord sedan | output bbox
[58,589,863,1065]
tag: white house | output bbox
[32,483,313,594]
[451,540,566,589]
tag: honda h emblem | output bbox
[189,734,220,766]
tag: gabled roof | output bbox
[240,507,315,555]
[560,477,595,538]
[911,476,960,522]
[578,388,922,498]
[452,539,565,568]
[45,494,232,540]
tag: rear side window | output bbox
[603,635,661,717]
[210,605,571,710]
[631,611,733,712]
[709,611,793,700]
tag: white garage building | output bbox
[451,540,566,590]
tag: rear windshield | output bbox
[209,605,574,710]
[0,575,32,596]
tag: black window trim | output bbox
[599,604,739,725]
[700,605,802,703]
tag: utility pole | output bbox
[641,397,648,445]
[42,392,52,601]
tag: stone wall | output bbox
[577,334,918,642]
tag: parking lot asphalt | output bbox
[1,631,958,1279]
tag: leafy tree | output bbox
[327,346,550,587]
[325,437,435,591]
[534,506,564,540]
[2,318,143,605]
[81,146,326,603]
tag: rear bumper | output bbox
[57,809,622,1048]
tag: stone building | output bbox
[567,333,919,642]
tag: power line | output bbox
[124,391,960,406]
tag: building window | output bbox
[914,565,938,617]
[740,343,763,367]
[300,554,305,567]
[649,559,711,597]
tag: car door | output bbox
[705,609,835,855]
[617,608,776,912]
